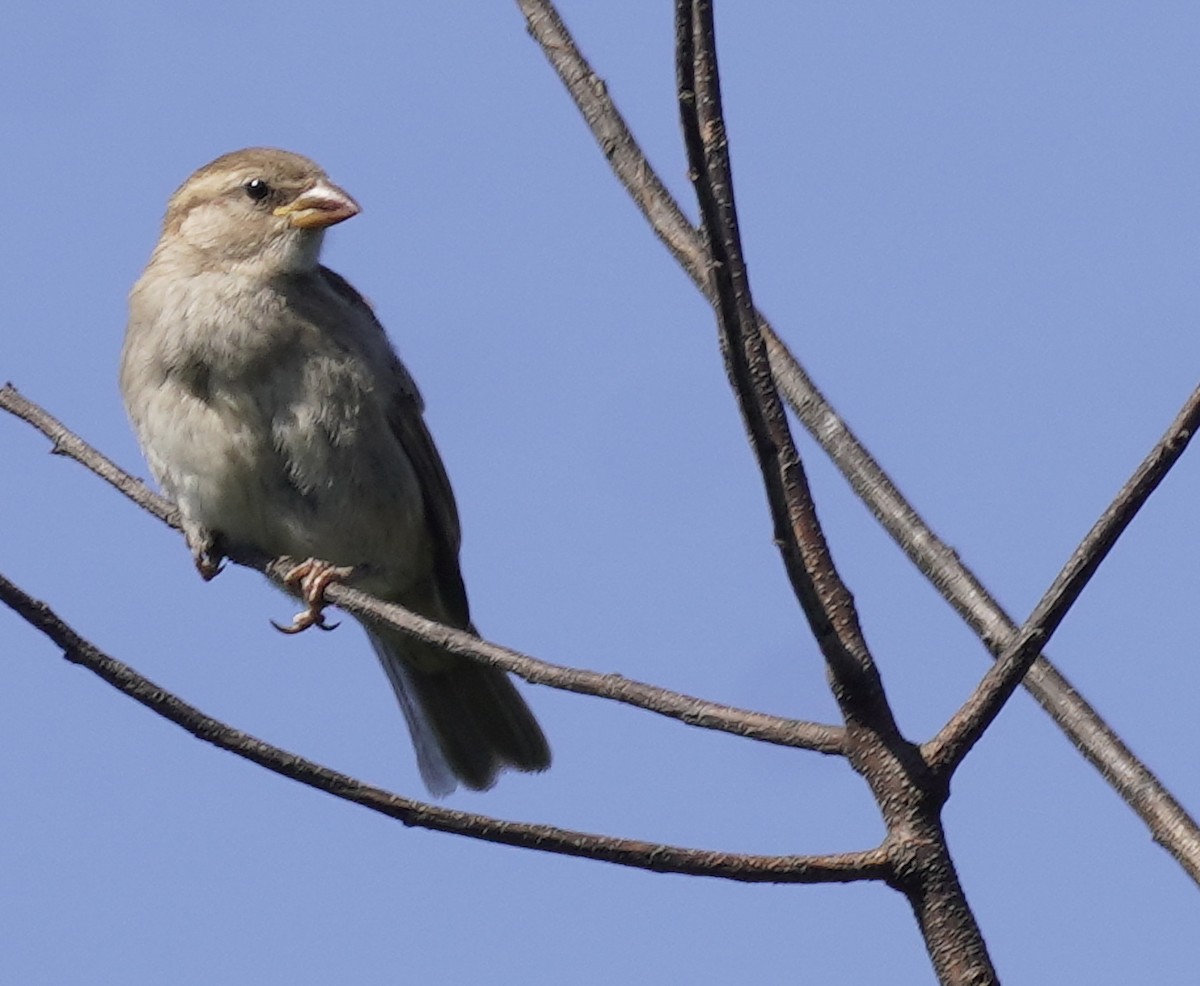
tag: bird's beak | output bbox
[274,180,361,229]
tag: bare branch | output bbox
[515,0,1200,884]
[928,383,1200,780]
[0,569,884,884]
[677,7,998,980]
[323,579,844,752]
[676,0,891,723]
[0,384,843,754]
[518,0,704,279]
[1,380,175,524]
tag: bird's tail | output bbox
[367,626,551,796]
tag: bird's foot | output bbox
[271,558,354,635]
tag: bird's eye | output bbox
[244,179,271,202]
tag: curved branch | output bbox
[0,384,843,755]
[322,581,843,751]
[515,0,1200,884]
[0,570,884,884]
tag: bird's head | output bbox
[156,147,360,275]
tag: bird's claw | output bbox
[196,555,225,581]
[270,612,340,634]
[186,525,226,581]
[271,558,354,635]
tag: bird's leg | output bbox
[184,521,225,581]
[271,558,355,635]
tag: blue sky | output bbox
[3,2,1199,982]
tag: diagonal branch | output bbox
[1,379,176,522]
[515,0,1200,884]
[0,384,843,754]
[0,570,885,884]
[928,382,1200,779]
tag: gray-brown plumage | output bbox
[119,148,550,794]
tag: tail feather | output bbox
[368,628,551,795]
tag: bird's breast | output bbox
[124,274,430,585]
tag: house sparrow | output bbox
[119,148,550,795]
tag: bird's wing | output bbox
[319,266,471,628]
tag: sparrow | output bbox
[119,148,550,795]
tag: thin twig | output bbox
[928,383,1200,777]
[0,384,844,754]
[515,0,1200,885]
[0,570,885,883]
